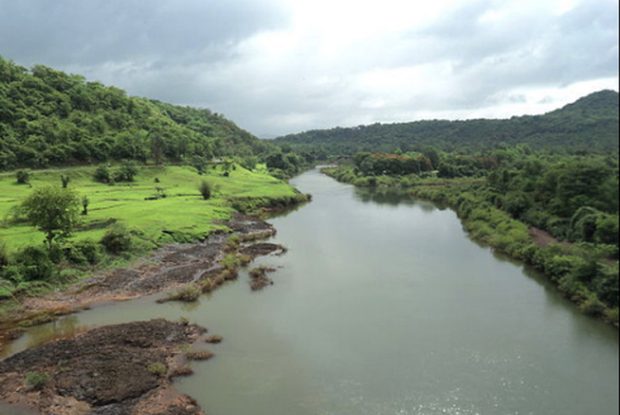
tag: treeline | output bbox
[0,56,272,170]
[274,90,619,156]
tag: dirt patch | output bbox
[249,266,277,291]
[0,214,280,347]
[0,319,209,415]
[240,243,286,258]
[529,227,560,247]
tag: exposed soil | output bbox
[528,227,560,247]
[0,214,284,348]
[0,319,210,415]
[249,266,277,291]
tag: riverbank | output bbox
[0,319,211,415]
[322,166,619,326]
[0,212,293,349]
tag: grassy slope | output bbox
[0,164,298,252]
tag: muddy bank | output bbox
[0,214,285,346]
[0,319,212,415]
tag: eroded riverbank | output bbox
[0,319,210,415]
[0,214,284,352]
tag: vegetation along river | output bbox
[3,168,619,415]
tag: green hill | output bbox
[274,90,619,156]
[0,56,269,170]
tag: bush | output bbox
[147,362,167,376]
[25,371,50,390]
[101,225,132,254]
[93,166,111,183]
[158,284,201,303]
[16,170,30,184]
[114,161,138,182]
[63,240,101,265]
[0,241,8,268]
[199,180,212,200]
[60,174,70,188]
[15,246,55,281]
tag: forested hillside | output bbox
[275,90,619,156]
[0,56,270,170]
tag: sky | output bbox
[0,0,618,137]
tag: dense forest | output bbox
[0,56,275,170]
[275,90,619,156]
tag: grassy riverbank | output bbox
[323,165,619,326]
[0,163,307,307]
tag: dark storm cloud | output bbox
[0,0,288,66]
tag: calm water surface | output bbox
[5,169,619,415]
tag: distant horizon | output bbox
[266,88,620,139]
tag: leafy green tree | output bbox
[21,186,80,249]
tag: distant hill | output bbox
[274,90,619,155]
[0,56,269,170]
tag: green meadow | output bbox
[0,163,300,253]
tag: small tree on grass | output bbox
[199,180,212,200]
[82,196,89,215]
[60,175,70,188]
[16,170,30,184]
[21,186,81,249]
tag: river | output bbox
[4,168,619,415]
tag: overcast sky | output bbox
[0,0,618,137]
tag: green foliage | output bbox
[101,225,132,254]
[21,186,81,248]
[0,56,273,171]
[147,362,167,376]
[60,174,70,188]
[81,196,89,215]
[15,246,55,281]
[93,166,111,183]
[160,284,201,303]
[63,240,101,265]
[114,161,138,182]
[15,170,30,184]
[275,90,619,155]
[25,371,50,390]
[199,180,212,200]
[0,241,7,267]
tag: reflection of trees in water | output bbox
[354,187,441,212]
[26,315,84,349]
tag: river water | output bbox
[4,169,619,414]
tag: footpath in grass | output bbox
[0,163,300,252]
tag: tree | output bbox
[199,180,212,200]
[150,133,165,165]
[21,186,80,249]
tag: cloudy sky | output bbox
[0,0,618,137]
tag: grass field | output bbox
[0,163,300,253]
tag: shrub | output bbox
[199,180,212,200]
[101,225,132,254]
[147,362,167,376]
[158,284,201,303]
[64,240,101,265]
[60,175,70,188]
[0,241,8,268]
[15,246,55,281]
[114,161,138,182]
[25,371,50,390]
[93,166,111,183]
[16,170,30,184]
[81,196,89,215]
